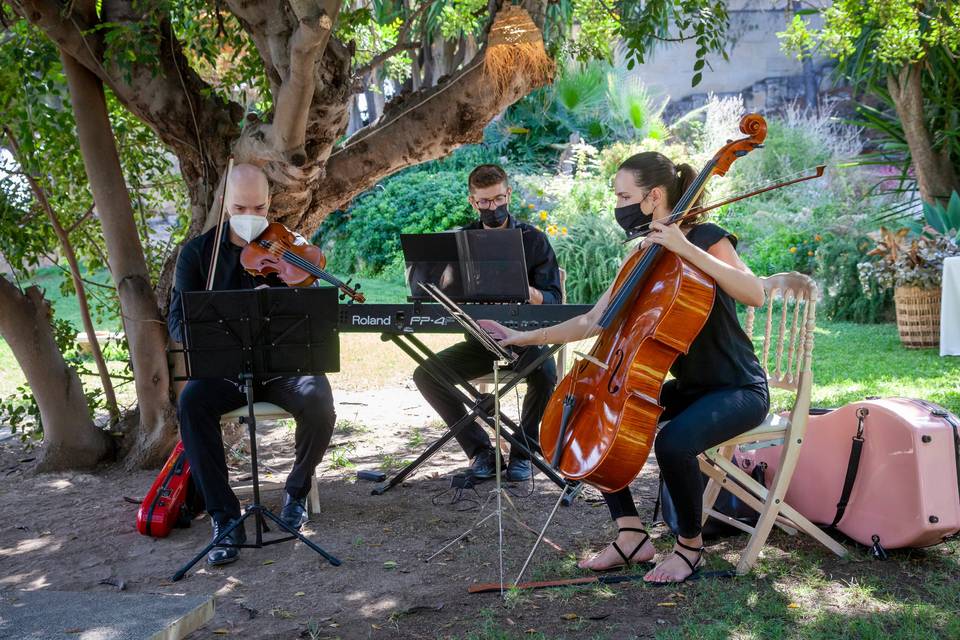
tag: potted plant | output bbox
[859,225,960,348]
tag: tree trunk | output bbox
[363,69,385,124]
[3,127,120,424]
[887,64,960,205]
[802,56,819,115]
[60,50,178,468]
[0,278,111,471]
[347,94,364,135]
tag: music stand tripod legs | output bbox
[171,374,341,581]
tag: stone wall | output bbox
[627,0,838,119]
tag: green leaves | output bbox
[919,192,960,236]
[616,0,731,88]
[779,0,960,69]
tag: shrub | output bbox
[318,144,533,278]
[319,169,478,277]
[487,61,668,170]
[554,213,626,304]
[816,233,894,323]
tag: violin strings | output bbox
[258,238,359,298]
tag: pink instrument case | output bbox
[739,398,960,549]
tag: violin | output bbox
[539,114,768,493]
[239,221,366,303]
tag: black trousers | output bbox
[177,376,336,523]
[604,379,769,538]
[412,338,557,460]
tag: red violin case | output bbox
[739,398,960,549]
[136,440,201,538]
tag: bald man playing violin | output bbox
[167,164,337,568]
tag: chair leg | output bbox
[308,473,321,517]
[700,445,733,526]
[712,452,846,573]
[699,456,798,536]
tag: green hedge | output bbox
[317,145,531,278]
[319,169,476,277]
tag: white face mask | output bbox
[229,214,269,243]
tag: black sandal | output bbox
[651,540,704,583]
[589,527,653,572]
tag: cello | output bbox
[539,113,768,493]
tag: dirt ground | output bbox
[3,381,946,640]
[0,383,691,639]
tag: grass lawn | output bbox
[465,536,960,640]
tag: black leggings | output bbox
[603,380,769,538]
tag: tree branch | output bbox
[353,0,431,81]
[302,48,552,232]
[353,42,419,81]
[271,9,337,165]
[9,0,241,212]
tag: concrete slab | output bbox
[0,590,214,640]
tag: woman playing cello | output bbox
[479,151,770,583]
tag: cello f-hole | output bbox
[606,349,625,394]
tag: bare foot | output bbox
[643,543,703,583]
[578,529,655,571]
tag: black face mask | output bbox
[614,202,651,235]
[479,204,510,228]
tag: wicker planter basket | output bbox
[893,286,942,348]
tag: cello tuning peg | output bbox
[354,282,362,289]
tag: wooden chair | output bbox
[697,272,847,574]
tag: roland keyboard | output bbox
[338,303,592,334]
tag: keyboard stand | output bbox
[371,332,582,506]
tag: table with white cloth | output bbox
[941,256,960,356]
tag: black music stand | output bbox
[171,287,342,581]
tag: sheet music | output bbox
[418,282,518,363]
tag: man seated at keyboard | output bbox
[412,164,562,482]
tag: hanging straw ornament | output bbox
[483,4,554,98]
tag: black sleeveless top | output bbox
[668,223,768,393]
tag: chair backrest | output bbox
[744,272,817,399]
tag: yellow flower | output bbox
[539,210,548,221]
[561,227,568,235]
[789,247,797,254]
[808,250,814,256]
[814,234,822,242]
[547,225,557,235]
[528,203,536,210]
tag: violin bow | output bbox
[206,157,234,291]
[622,165,826,244]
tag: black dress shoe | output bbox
[207,517,246,566]
[505,457,532,482]
[468,448,497,480]
[280,493,308,531]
